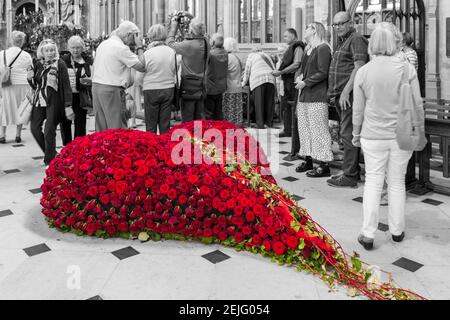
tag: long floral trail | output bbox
[187,129,426,301]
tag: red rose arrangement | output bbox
[41,121,425,300]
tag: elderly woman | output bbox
[0,31,33,144]
[401,32,418,71]
[222,37,243,126]
[242,46,276,129]
[61,35,93,138]
[353,23,423,250]
[143,24,177,134]
[167,18,209,122]
[28,39,74,167]
[295,22,333,178]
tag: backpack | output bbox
[396,63,427,152]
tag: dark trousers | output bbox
[290,100,300,155]
[72,93,87,138]
[181,98,205,123]
[281,78,296,134]
[31,97,58,165]
[59,118,72,146]
[205,93,224,121]
[144,88,174,134]
[334,94,360,179]
[253,83,275,129]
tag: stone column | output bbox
[206,0,216,35]
[36,0,39,11]
[156,0,165,24]
[223,0,239,39]
[74,0,80,24]
[426,0,441,100]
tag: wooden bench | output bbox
[416,100,450,195]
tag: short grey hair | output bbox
[11,31,26,48]
[189,19,206,37]
[68,35,85,50]
[147,24,167,42]
[224,37,238,53]
[211,33,224,48]
[36,39,60,60]
[115,21,140,40]
[368,23,400,57]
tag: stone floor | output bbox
[0,116,449,300]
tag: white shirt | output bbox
[0,47,32,86]
[92,35,140,87]
[143,45,176,91]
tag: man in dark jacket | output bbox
[205,33,228,121]
[167,18,210,122]
[273,28,304,161]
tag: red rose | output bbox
[203,175,213,185]
[145,178,155,188]
[122,158,132,169]
[118,222,128,232]
[137,166,148,177]
[166,176,175,185]
[200,186,210,196]
[167,189,177,200]
[219,190,230,201]
[87,186,98,198]
[287,236,299,250]
[115,181,128,194]
[245,211,255,222]
[218,216,227,225]
[159,184,170,194]
[203,228,213,238]
[187,175,199,184]
[100,194,110,205]
[273,241,286,256]
[107,180,116,192]
[242,225,252,235]
[99,186,107,194]
[86,223,97,235]
[178,195,188,205]
[262,240,272,251]
[234,232,244,243]
[234,206,244,216]
[218,232,228,241]
[252,234,262,246]
[106,226,117,236]
[113,169,125,181]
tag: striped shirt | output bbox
[401,46,418,71]
[242,52,276,91]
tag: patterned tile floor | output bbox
[0,116,450,300]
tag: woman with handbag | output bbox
[352,23,424,250]
[143,24,177,134]
[28,39,74,167]
[62,36,93,138]
[0,31,33,144]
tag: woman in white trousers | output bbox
[352,23,423,250]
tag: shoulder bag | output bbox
[1,49,23,87]
[180,38,209,101]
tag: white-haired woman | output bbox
[143,24,177,134]
[0,31,33,143]
[295,22,333,178]
[353,23,423,250]
[62,35,93,138]
[28,39,74,167]
[222,37,243,126]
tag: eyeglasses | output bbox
[332,20,351,28]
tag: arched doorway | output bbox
[15,2,38,16]
[346,0,426,96]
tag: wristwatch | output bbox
[136,47,145,52]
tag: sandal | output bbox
[0,137,6,144]
[295,161,313,173]
[306,165,331,178]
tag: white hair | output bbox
[147,24,167,42]
[224,37,238,53]
[189,19,206,37]
[10,30,26,48]
[36,39,59,61]
[67,35,85,50]
[115,21,140,40]
[369,23,400,57]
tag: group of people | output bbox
[272,12,422,250]
[0,12,423,250]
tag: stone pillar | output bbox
[223,0,239,39]
[36,0,39,11]
[206,0,216,35]
[426,0,441,101]
[74,0,80,24]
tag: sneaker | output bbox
[358,235,374,251]
[306,165,331,178]
[283,154,302,162]
[331,173,361,182]
[15,136,22,143]
[327,175,358,188]
[392,232,405,243]
[0,137,5,144]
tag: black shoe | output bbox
[392,232,405,243]
[331,173,361,182]
[327,175,358,188]
[278,132,292,138]
[283,154,302,162]
[0,137,5,144]
[15,136,22,143]
[358,235,374,251]
[296,161,313,173]
[306,165,331,178]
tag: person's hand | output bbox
[296,81,306,91]
[272,71,282,77]
[65,107,75,121]
[134,34,144,48]
[352,134,361,148]
[339,90,352,111]
[80,77,92,87]
[27,69,34,80]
